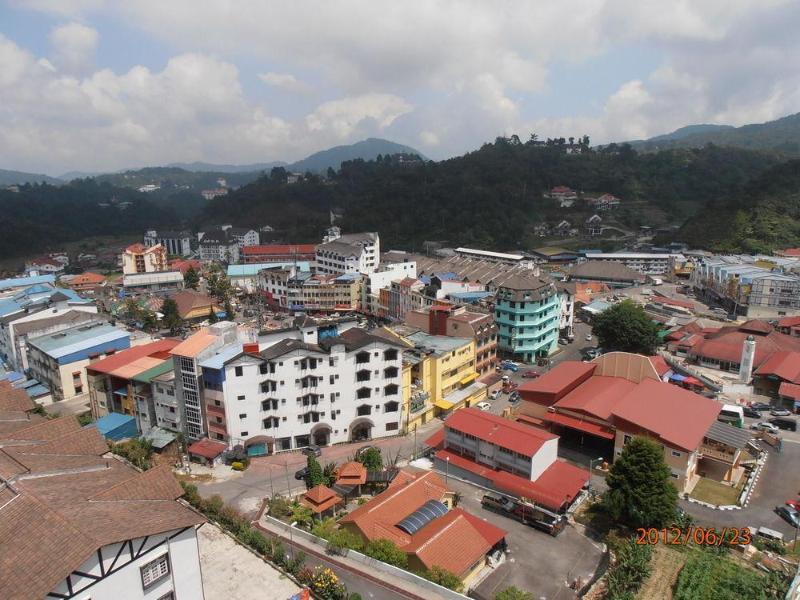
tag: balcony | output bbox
[206,403,225,417]
[208,421,228,436]
[699,444,736,464]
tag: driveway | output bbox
[444,477,604,600]
[681,441,800,539]
[195,418,444,515]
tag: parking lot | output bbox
[439,477,604,600]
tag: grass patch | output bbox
[689,478,743,506]
[636,545,687,600]
[175,472,213,483]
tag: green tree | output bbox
[110,438,154,470]
[322,462,338,486]
[307,454,325,487]
[357,447,383,472]
[184,266,199,289]
[603,437,678,529]
[495,587,533,600]
[289,502,314,528]
[364,539,408,568]
[161,298,182,333]
[419,566,464,592]
[592,300,660,355]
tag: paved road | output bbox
[197,418,444,514]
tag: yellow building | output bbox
[121,243,168,275]
[380,326,486,431]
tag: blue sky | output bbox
[1,1,797,175]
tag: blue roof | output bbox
[27,322,129,362]
[227,261,311,277]
[199,343,243,370]
[0,274,56,291]
[25,384,50,398]
[447,291,493,301]
[419,275,432,284]
[94,413,137,437]
[0,299,21,317]
[434,271,459,281]
[584,299,612,312]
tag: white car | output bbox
[476,402,491,411]
[585,334,593,341]
[751,422,779,434]
[490,390,502,400]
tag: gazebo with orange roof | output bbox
[300,484,343,518]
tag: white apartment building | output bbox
[144,229,193,256]
[153,369,181,432]
[198,327,405,450]
[316,232,380,275]
[198,231,240,264]
[362,259,417,315]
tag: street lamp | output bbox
[588,456,603,490]
[445,456,450,486]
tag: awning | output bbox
[669,373,687,382]
[516,414,545,427]
[434,399,454,410]
[683,376,703,386]
[459,372,479,385]
[541,412,615,440]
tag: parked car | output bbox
[585,334,593,341]
[503,364,520,372]
[776,505,800,528]
[786,500,800,511]
[476,401,491,411]
[294,467,309,480]
[750,402,772,411]
[490,390,502,400]
[302,444,322,457]
[504,382,519,393]
[743,407,762,419]
[522,370,540,379]
[509,392,521,404]
[769,417,797,431]
[770,408,792,417]
[751,422,780,434]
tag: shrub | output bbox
[357,497,368,505]
[495,586,533,600]
[753,536,787,555]
[286,551,306,576]
[310,566,347,600]
[269,495,292,518]
[357,448,383,471]
[180,481,202,506]
[231,461,245,471]
[419,566,464,592]
[348,594,363,600]
[203,495,224,517]
[327,528,364,555]
[364,538,408,568]
[296,566,315,586]
[272,540,286,568]
[110,438,154,470]
[605,537,652,600]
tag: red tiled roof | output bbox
[739,320,773,335]
[402,507,506,578]
[0,381,35,413]
[242,244,316,255]
[125,243,147,253]
[423,429,444,449]
[754,351,800,384]
[187,438,227,460]
[69,272,105,286]
[779,382,800,401]
[301,485,342,513]
[335,461,367,485]
[540,412,615,439]
[169,258,202,275]
[779,316,800,328]
[778,248,800,256]
[553,376,637,420]
[611,379,721,451]
[28,256,62,267]
[648,355,671,377]
[518,361,596,403]
[689,323,800,367]
[436,449,587,511]
[443,408,556,458]
[86,339,178,376]
[653,296,694,309]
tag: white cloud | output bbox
[419,131,439,147]
[305,93,413,139]
[49,22,98,75]
[258,72,311,94]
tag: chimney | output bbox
[739,335,756,383]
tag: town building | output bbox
[169,289,225,321]
[170,321,242,440]
[691,255,800,318]
[529,247,581,264]
[197,326,406,450]
[494,273,560,361]
[453,248,537,269]
[144,229,193,256]
[388,277,434,320]
[0,412,205,600]
[24,255,66,275]
[428,408,588,512]
[585,214,603,236]
[201,187,228,200]
[64,271,107,293]
[362,257,418,316]
[241,244,317,264]
[26,321,131,402]
[0,274,56,296]
[338,468,507,587]
[582,252,684,276]
[586,193,621,210]
[122,271,185,294]
[406,305,497,374]
[286,273,363,313]
[227,261,312,294]
[122,243,168,275]
[87,339,179,433]
[568,261,647,288]
[198,229,240,263]
[315,232,380,275]
[555,282,575,337]
[517,353,725,492]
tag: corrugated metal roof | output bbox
[28,322,128,358]
[705,421,753,449]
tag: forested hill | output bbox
[674,160,800,253]
[0,180,178,258]
[629,113,800,157]
[204,139,780,250]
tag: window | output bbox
[141,554,170,589]
[235,366,243,377]
[157,592,175,600]
[357,404,372,416]
[239,413,247,419]
[671,450,681,457]
[241,431,248,437]
[384,384,399,396]
[384,401,399,413]
[356,369,371,382]
[384,349,398,361]
[356,351,370,364]
[386,422,399,431]
[237,395,245,401]
[623,434,632,445]
[356,387,371,399]
[384,366,399,378]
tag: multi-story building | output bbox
[241,243,317,264]
[406,305,498,374]
[0,285,97,371]
[228,261,311,294]
[144,229,193,256]
[122,243,168,274]
[315,232,380,275]
[170,321,241,440]
[556,282,575,337]
[286,273,363,312]
[388,277,438,320]
[362,259,417,316]
[27,321,131,402]
[197,327,406,450]
[199,225,259,250]
[0,413,206,600]
[453,248,536,269]
[580,252,683,275]
[152,368,180,432]
[691,255,800,318]
[494,273,560,362]
[198,230,240,263]
[0,273,56,296]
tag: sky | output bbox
[0,0,798,176]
